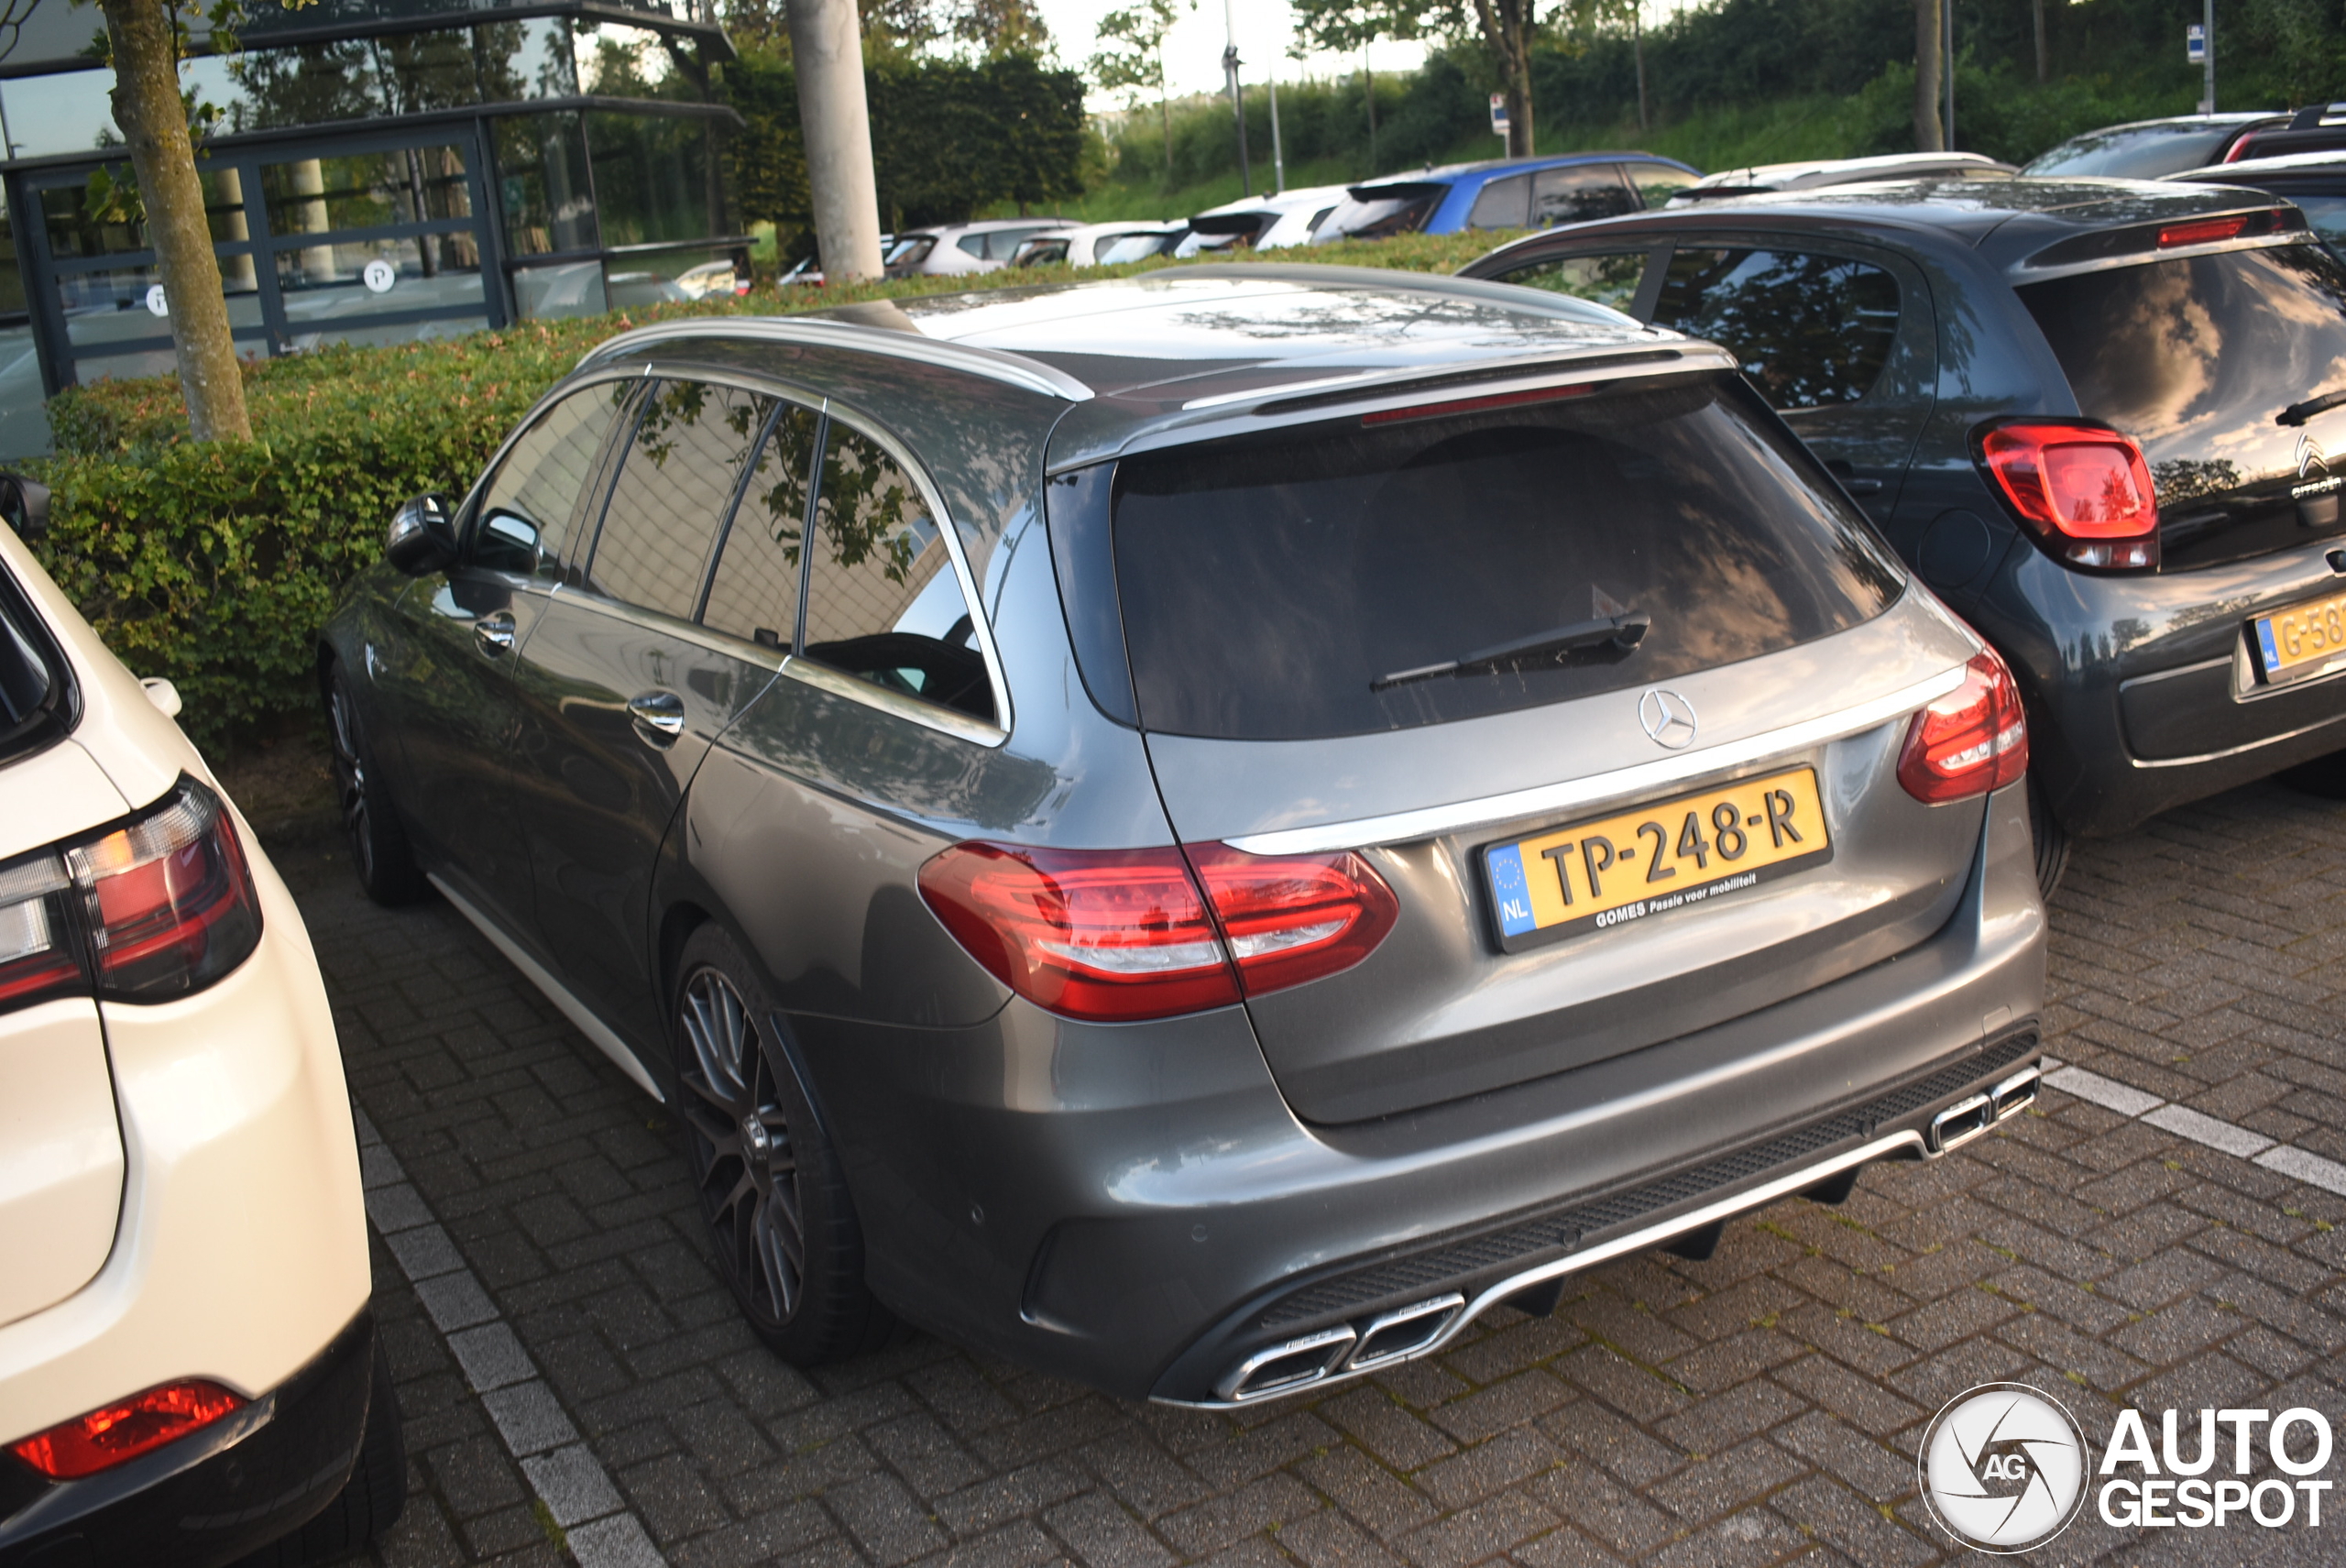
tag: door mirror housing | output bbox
[386,494,456,576]
[0,472,51,539]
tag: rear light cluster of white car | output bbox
[8,1378,246,1479]
[0,776,261,1014]
[917,840,1399,1023]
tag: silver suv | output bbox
[321,267,2046,1406]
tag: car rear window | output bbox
[1110,374,1905,741]
[1314,183,1444,243]
[1652,249,1902,410]
[0,565,71,764]
[2017,244,2346,567]
[2022,123,2243,179]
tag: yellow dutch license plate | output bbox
[2253,590,2346,685]
[1483,766,1832,952]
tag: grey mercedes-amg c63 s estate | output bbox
[319,268,2047,1406]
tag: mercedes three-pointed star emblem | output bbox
[1639,688,1698,750]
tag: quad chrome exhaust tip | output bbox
[1929,1064,2041,1152]
[1213,1293,1467,1403]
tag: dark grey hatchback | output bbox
[321,269,2045,1405]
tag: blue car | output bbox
[1312,151,1701,242]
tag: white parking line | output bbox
[2044,1060,2346,1196]
[352,1107,669,1568]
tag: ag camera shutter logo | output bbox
[1919,1383,2090,1552]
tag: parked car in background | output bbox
[2021,112,2286,178]
[1,496,399,1565]
[675,259,752,299]
[2223,102,2346,164]
[2168,150,2346,251]
[1464,180,2346,890]
[321,268,2045,1406]
[1176,184,1354,253]
[885,218,1079,278]
[1672,152,2014,202]
[1312,152,1700,244]
[780,237,899,290]
[1010,221,1185,269]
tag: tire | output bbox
[2027,772,2071,903]
[239,1336,406,1567]
[326,666,427,906]
[671,924,895,1365]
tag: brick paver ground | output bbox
[276,776,2346,1568]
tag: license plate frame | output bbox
[1481,765,1833,954]
[2252,589,2346,687]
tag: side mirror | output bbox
[385,493,456,576]
[0,472,51,539]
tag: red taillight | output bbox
[1978,421,2160,571]
[9,1379,245,1479]
[69,782,260,1000]
[2158,214,2251,248]
[1899,651,2030,805]
[1185,843,1398,996]
[0,778,260,1017]
[916,840,1398,1022]
[0,855,81,1011]
[918,843,1239,1021]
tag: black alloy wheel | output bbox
[326,668,425,905]
[668,925,894,1364]
[2026,773,2071,903]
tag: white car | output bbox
[884,218,1080,277]
[1174,184,1353,256]
[1008,220,1186,269]
[1667,152,2016,203]
[0,487,393,1565]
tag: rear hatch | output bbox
[2013,234,2346,569]
[1091,367,1987,1123]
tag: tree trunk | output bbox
[787,0,884,283]
[1472,0,1534,158]
[2032,0,2046,84]
[1634,8,1648,133]
[1157,47,1172,181]
[1913,0,1944,152]
[100,0,249,442]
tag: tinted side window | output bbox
[1496,250,1650,313]
[1623,162,1692,207]
[1469,175,1529,230]
[803,425,993,724]
[587,380,774,619]
[1532,166,1638,226]
[473,383,627,577]
[702,403,820,651]
[1653,249,1901,410]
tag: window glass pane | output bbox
[495,113,597,255]
[1530,166,1638,227]
[261,145,474,236]
[475,383,630,577]
[589,380,773,618]
[0,193,22,318]
[1111,377,1902,741]
[1468,174,1529,230]
[1496,250,1649,313]
[586,111,721,247]
[472,18,576,100]
[805,427,992,722]
[1624,162,1693,207]
[0,71,121,158]
[229,42,384,128]
[1652,249,1901,410]
[703,404,819,651]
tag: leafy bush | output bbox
[26,237,1513,751]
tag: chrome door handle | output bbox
[628,689,685,744]
[474,612,517,655]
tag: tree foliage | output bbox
[1088,0,1186,176]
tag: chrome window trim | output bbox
[576,317,1095,404]
[459,363,651,565]
[778,652,1005,747]
[1222,664,1967,856]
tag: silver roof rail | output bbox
[576,315,1095,403]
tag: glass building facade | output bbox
[0,0,746,455]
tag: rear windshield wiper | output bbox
[1372,613,1650,692]
[2281,387,2346,427]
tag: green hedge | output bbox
[27,236,1505,751]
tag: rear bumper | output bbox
[0,1309,373,1568]
[1981,536,2346,836]
[798,779,2045,1402]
